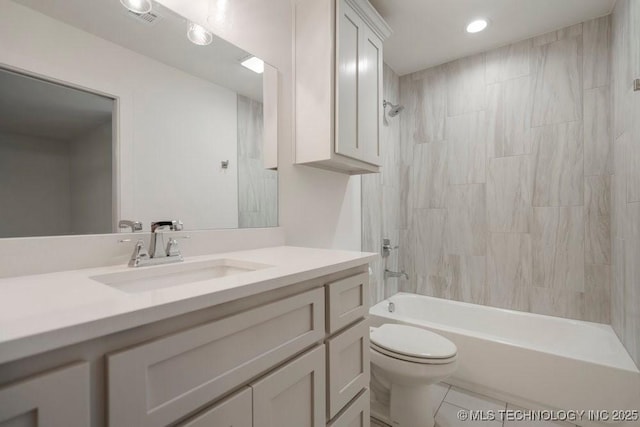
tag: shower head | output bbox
[383,100,404,117]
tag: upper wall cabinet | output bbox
[294,0,391,175]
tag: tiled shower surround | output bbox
[365,16,615,323]
[611,0,640,366]
[363,64,402,305]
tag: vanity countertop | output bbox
[0,246,377,364]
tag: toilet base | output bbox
[390,383,434,427]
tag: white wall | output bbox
[0,131,71,237]
[158,0,363,251]
[69,122,113,235]
[0,0,239,232]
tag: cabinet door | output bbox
[328,389,370,427]
[335,0,364,162]
[326,272,369,334]
[0,362,89,427]
[358,25,383,166]
[327,320,370,419]
[178,388,252,427]
[252,345,325,427]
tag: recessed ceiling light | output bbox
[241,56,265,74]
[466,19,488,33]
[187,22,213,46]
[120,0,152,14]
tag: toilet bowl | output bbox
[370,324,458,427]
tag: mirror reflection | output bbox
[0,0,278,238]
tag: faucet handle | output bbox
[119,220,143,232]
[151,220,183,232]
[166,238,183,258]
[129,239,151,267]
[382,238,399,257]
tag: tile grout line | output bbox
[434,384,451,418]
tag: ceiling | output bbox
[14,0,263,101]
[0,69,113,141]
[370,0,616,76]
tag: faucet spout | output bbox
[149,220,184,259]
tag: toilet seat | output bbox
[370,324,457,365]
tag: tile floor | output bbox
[371,383,577,427]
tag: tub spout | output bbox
[384,269,409,280]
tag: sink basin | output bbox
[91,259,272,293]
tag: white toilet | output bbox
[370,324,458,427]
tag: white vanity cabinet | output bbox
[0,362,90,427]
[107,288,325,426]
[0,265,372,427]
[294,0,391,174]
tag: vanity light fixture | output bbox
[240,56,264,74]
[187,22,213,46]
[120,0,152,14]
[466,19,488,33]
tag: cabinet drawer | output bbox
[328,388,370,427]
[0,362,89,427]
[326,272,368,334]
[327,320,370,419]
[108,288,325,427]
[178,387,252,427]
[252,345,325,427]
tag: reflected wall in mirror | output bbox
[0,0,278,238]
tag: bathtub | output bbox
[370,293,640,425]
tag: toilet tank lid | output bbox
[370,324,457,359]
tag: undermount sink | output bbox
[90,259,272,294]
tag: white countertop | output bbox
[0,246,377,364]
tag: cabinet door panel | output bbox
[252,345,325,427]
[327,320,370,418]
[0,362,89,427]
[328,389,370,427]
[358,27,382,166]
[326,272,368,334]
[108,288,324,427]
[178,388,252,427]
[335,0,362,161]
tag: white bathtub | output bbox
[370,293,640,425]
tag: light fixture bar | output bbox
[187,22,213,46]
[120,0,152,14]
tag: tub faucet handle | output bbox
[382,238,399,258]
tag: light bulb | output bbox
[187,22,213,46]
[120,0,152,14]
[466,19,488,33]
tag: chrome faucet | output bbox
[149,220,183,259]
[118,220,143,232]
[127,220,185,267]
[384,269,409,280]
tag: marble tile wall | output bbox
[237,95,278,228]
[610,0,640,366]
[395,16,613,324]
[363,64,402,306]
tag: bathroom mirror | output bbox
[0,0,278,238]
